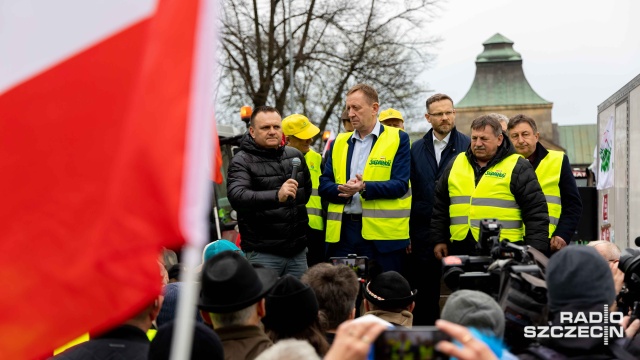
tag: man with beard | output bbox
[407,93,469,325]
[430,114,549,257]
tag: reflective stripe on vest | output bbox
[535,150,564,236]
[448,152,524,242]
[326,127,410,242]
[305,149,324,230]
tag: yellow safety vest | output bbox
[535,150,563,236]
[448,152,524,242]
[305,149,324,231]
[326,127,411,242]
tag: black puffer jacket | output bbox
[430,133,550,253]
[227,135,312,257]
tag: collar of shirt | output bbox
[351,120,381,143]
[432,131,451,146]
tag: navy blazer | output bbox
[409,127,470,252]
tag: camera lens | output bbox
[443,266,464,291]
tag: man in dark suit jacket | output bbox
[407,93,470,325]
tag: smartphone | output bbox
[371,327,450,360]
[329,255,368,279]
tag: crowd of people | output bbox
[51,83,640,359]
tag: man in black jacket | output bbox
[227,106,312,278]
[408,93,470,325]
[430,114,549,257]
[507,114,582,252]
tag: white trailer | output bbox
[597,73,640,248]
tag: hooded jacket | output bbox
[430,132,550,254]
[227,135,312,257]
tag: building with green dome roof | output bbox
[455,34,558,146]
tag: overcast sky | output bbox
[415,0,640,128]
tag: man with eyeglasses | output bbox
[407,93,469,325]
[507,114,582,252]
[430,114,549,258]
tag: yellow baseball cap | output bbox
[282,114,320,139]
[378,108,404,122]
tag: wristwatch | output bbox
[359,182,366,197]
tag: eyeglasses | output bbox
[428,111,454,119]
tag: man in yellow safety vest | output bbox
[507,114,582,252]
[430,114,550,258]
[319,84,411,272]
[282,114,325,266]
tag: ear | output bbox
[497,132,504,146]
[424,113,430,123]
[200,310,213,326]
[363,299,371,312]
[349,307,357,320]
[257,298,267,318]
[149,296,163,322]
[372,102,379,114]
[408,301,416,313]
[535,131,540,141]
[249,126,255,138]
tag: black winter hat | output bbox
[363,271,417,310]
[547,245,616,313]
[262,275,319,335]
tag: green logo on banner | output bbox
[600,148,611,172]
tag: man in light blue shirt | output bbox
[319,84,411,273]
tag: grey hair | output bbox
[587,240,621,261]
[255,339,321,360]
[489,113,509,127]
[470,114,502,137]
[209,303,257,328]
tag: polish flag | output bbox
[0,0,219,358]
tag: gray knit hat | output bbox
[441,289,505,338]
[546,245,615,313]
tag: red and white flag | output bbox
[0,0,220,358]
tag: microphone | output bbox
[288,157,302,203]
[291,157,301,180]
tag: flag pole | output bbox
[169,0,218,357]
[169,241,203,360]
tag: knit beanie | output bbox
[547,245,615,313]
[441,289,505,339]
[262,275,319,335]
[156,282,182,327]
[149,321,224,360]
[203,240,243,263]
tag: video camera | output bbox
[441,219,542,296]
[616,238,640,321]
[441,219,549,353]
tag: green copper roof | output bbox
[477,33,522,62]
[457,33,551,107]
[557,124,597,165]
